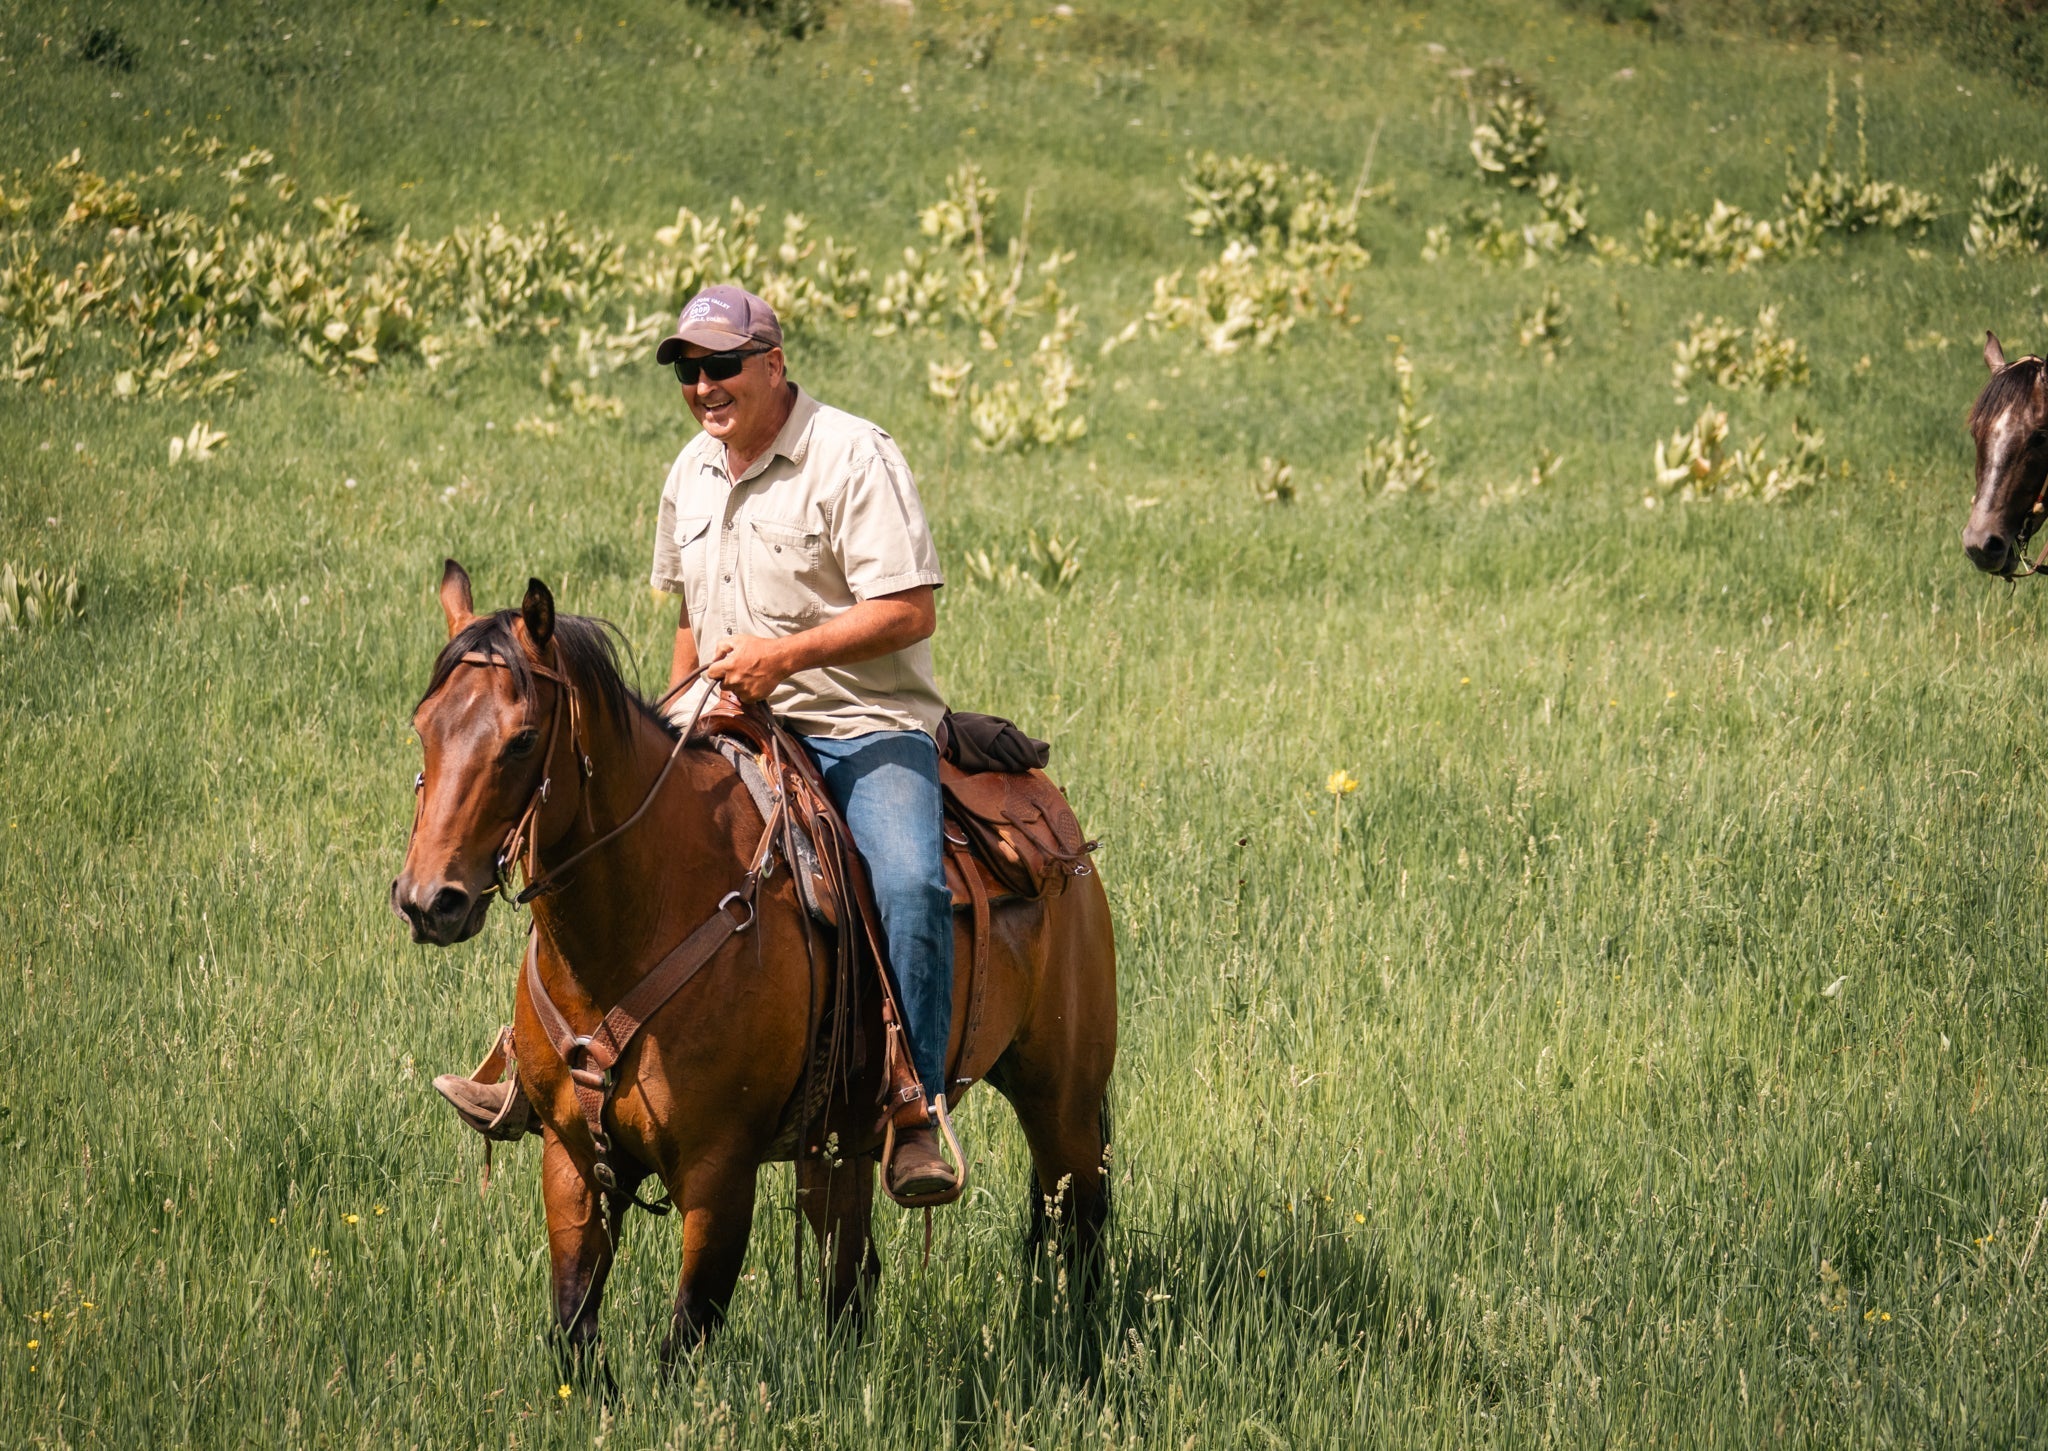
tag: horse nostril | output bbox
[429,885,471,920]
[1965,530,2010,570]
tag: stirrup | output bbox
[882,1094,967,1209]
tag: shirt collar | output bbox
[718,383,818,486]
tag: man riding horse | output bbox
[437,283,963,1202]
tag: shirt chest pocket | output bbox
[743,517,831,628]
[672,516,714,625]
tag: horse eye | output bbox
[503,729,540,761]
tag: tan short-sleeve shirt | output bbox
[650,384,947,739]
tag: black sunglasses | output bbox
[671,347,772,386]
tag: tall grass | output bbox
[5,0,2048,1443]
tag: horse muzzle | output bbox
[1962,524,2016,575]
[1962,499,2041,576]
[390,874,493,945]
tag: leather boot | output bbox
[432,1073,535,1141]
[885,1121,960,1201]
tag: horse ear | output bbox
[521,577,556,650]
[1986,331,2008,373]
[439,558,474,639]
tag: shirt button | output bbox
[723,573,732,582]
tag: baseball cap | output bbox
[654,284,784,364]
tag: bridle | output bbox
[2005,492,2048,581]
[411,647,715,908]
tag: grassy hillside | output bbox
[6,0,2048,1444]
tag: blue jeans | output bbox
[800,730,953,1108]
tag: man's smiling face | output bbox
[681,343,788,454]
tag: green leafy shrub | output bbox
[1629,77,1937,270]
[1779,75,1939,241]
[870,247,953,336]
[1361,345,1437,494]
[919,163,1002,256]
[1149,151,1372,355]
[1651,407,1829,504]
[1181,152,1374,264]
[1966,159,2048,260]
[1638,199,1804,271]
[961,530,1083,593]
[0,562,83,633]
[1516,285,1571,364]
[945,309,1089,452]
[1444,84,1589,267]
[1254,455,1295,505]
[0,142,1089,437]
[1671,306,1809,398]
[396,213,625,341]
[166,420,229,464]
[1469,93,1550,189]
[1458,193,1586,268]
[1144,245,1311,355]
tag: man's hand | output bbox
[706,634,791,702]
[699,587,935,704]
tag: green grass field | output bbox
[7,0,2048,1443]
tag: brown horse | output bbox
[1962,331,2048,575]
[391,562,1116,1373]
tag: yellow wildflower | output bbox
[1354,1212,1366,1224]
[26,1339,37,1350]
[558,1383,573,1400]
[1325,769,1359,796]
[343,1214,359,1225]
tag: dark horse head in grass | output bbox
[1962,332,2048,576]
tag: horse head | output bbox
[392,559,573,945]
[1963,331,2048,576]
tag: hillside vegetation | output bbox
[5,0,2048,1444]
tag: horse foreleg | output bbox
[658,1154,758,1372]
[540,1130,622,1396]
[795,1152,879,1328]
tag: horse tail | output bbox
[1096,1079,1115,1222]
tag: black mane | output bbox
[420,610,676,739]
[1971,355,2048,433]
